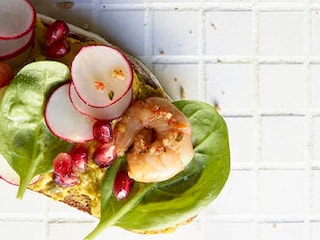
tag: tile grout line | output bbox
[198,2,208,238]
[198,0,206,103]
[251,0,261,239]
[90,0,102,34]
[95,2,320,11]
[303,0,313,239]
[144,0,154,58]
[24,1,320,239]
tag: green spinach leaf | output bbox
[0,61,73,198]
[86,100,230,239]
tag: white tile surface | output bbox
[154,63,199,100]
[205,11,252,56]
[208,170,255,215]
[259,64,306,110]
[206,63,253,110]
[258,222,305,240]
[261,116,305,164]
[153,10,199,55]
[257,170,305,215]
[259,11,304,57]
[1,0,320,239]
[225,117,255,165]
[311,170,320,215]
[310,64,320,109]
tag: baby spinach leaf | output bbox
[0,61,73,198]
[86,100,230,239]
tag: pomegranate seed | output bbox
[46,39,70,59]
[46,20,69,47]
[113,170,134,201]
[92,143,116,168]
[70,145,89,173]
[53,153,79,187]
[92,120,113,143]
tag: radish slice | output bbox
[71,45,133,108]
[0,154,40,186]
[0,0,36,61]
[45,83,95,142]
[69,82,133,120]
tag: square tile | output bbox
[261,116,305,164]
[259,0,303,2]
[47,198,94,221]
[311,222,320,240]
[154,63,199,100]
[310,64,320,109]
[0,181,45,214]
[96,222,202,240]
[206,63,253,110]
[258,222,304,240]
[224,117,255,165]
[311,170,320,214]
[205,11,252,56]
[67,0,93,3]
[48,222,96,240]
[259,64,305,110]
[204,222,255,240]
[55,10,93,29]
[153,11,199,55]
[208,170,255,215]
[315,117,320,162]
[152,0,197,2]
[98,10,146,56]
[257,170,305,215]
[0,222,45,240]
[259,12,304,56]
[31,1,93,29]
[311,11,320,56]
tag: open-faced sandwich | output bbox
[0,1,230,239]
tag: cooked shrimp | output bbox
[114,97,194,182]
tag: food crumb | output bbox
[210,23,217,31]
[180,86,186,99]
[159,50,165,55]
[213,100,221,112]
[112,69,125,80]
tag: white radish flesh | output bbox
[0,154,40,186]
[45,83,95,142]
[69,82,133,120]
[0,0,36,59]
[71,45,133,108]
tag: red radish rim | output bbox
[0,154,41,186]
[0,0,36,40]
[71,45,134,108]
[0,30,34,60]
[44,82,95,142]
[0,175,41,186]
[68,82,96,120]
[69,82,133,120]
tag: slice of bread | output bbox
[25,15,194,234]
